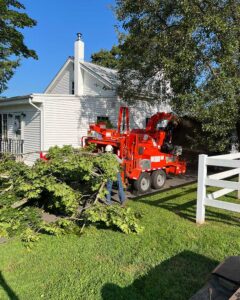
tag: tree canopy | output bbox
[91,45,121,69]
[115,0,240,152]
[0,0,37,93]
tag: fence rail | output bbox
[196,153,240,224]
[0,139,24,155]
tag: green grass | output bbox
[1,183,240,300]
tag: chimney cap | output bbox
[76,33,83,41]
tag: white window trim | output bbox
[13,113,25,140]
[0,113,9,140]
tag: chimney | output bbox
[74,33,84,96]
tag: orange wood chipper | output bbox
[83,107,186,193]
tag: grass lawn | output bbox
[0,183,240,300]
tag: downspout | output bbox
[29,97,44,151]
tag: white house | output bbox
[0,34,171,165]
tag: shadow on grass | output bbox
[137,187,240,226]
[101,250,218,300]
[138,187,197,207]
[0,271,19,300]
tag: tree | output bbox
[0,0,37,93]
[91,45,121,69]
[115,0,240,152]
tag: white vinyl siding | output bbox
[41,96,121,150]
[42,96,81,149]
[0,95,171,165]
[41,95,165,152]
[128,100,171,129]
[79,97,120,138]
[24,110,41,164]
[47,62,74,95]
[77,98,164,135]
[83,72,116,97]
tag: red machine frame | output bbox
[85,106,186,193]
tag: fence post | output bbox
[196,154,207,224]
[238,173,240,200]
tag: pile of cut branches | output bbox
[0,146,143,246]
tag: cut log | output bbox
[0,175,10,179]
[94,182,106,204]
[0,185,13,195]
[11,198,28,209]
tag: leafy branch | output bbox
[0,146,143,247]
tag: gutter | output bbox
[0,98,31,107]
[29,97,44,151]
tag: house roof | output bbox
[80,62,171,99]
[80,63,172,99]
[44,56,171,99]
[0,94,44,107]
[44,57,119,93]
[80,61,118,87]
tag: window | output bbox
[97,116,113,128]
[97,116,109,123]
[71,82,75,95]
[146,117,150,127]
[14,115,22,139]
[0,114,8,139]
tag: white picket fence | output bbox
[196,152,240,224]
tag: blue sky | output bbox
[4,0,118,97]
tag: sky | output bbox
[4,0,118,97]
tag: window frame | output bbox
[0,114,8,140]
[14,115,22,139]
[146,117,151,127]
[97,116,109,123]
[71,81,75,95]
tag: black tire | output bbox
[151,170,166,189]
[133,172,151,193]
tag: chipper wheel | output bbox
[133,172,151,194]
[151,170,166,190]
